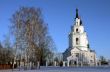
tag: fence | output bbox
[0,64,12,69]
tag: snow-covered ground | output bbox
[0,66,110,72]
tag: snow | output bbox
[0,66,110,72]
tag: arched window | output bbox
[76,28,78,33]
[76,38,79,45]
[76,53,79,57]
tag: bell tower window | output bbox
[76,28,78,33]
[76,38,79,45]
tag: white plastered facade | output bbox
[65,10,97,66]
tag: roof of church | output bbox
[76,8,80,19]
[75,8,82,25]
[90,50,96,52]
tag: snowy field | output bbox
[0,66,110,72]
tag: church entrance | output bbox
[69,60,77,66]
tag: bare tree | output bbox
[3,35,14,64]
[10,7,56,69]
[99,56,108,65]
[0,36,14,65]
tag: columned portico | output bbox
[67,54,79,66]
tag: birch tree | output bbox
[10,7,55,68]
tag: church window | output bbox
[76,22,78,25]
[90,60,93,63]
[76,38,79,45]
[76,28,78,33]
[76,53,79,57]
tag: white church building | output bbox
[63,9,97,66]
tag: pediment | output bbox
[71,47,81,53]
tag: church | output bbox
[63,9,97,66]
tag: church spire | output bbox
[75,8,82,25]
[76,8,79,18]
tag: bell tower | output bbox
[69,9,89,51]
[63,9,96,66]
